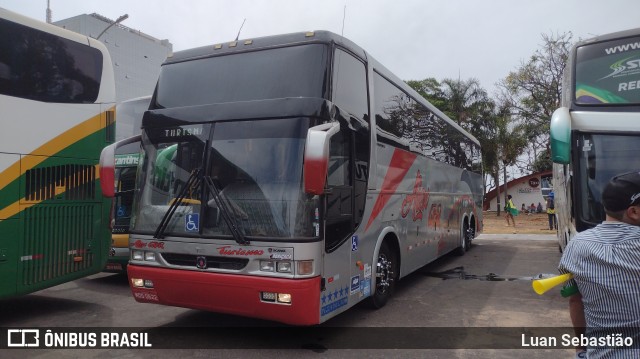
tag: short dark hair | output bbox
[602,171,640,212]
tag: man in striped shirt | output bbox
[559,171,640,358]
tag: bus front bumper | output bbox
[127,265,321,325]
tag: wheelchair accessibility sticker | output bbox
[185,213,199,232]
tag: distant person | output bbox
[521,203,527,214]
[537,202,543,214]
[546,193,557,230]
[504,194,518,229]
[558,171,640,358]
[529,203,536,214]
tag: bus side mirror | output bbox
[550,107,571,164]
[303,122,340,195]
[99,135,142,198]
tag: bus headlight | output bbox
[259,259,314,275]
[260,291,292,305]
[277,293,292,304]
[131,278,154,288]
[132,250,156,262]
[260,261,275,272]
[276,261,292,273]
[132,250,143,261]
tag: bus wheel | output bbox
[455,221,470,256]
[465,221,475,251]
[366,241,397,309]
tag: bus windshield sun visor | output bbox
[203,176,248,245]
[153,168,201,239]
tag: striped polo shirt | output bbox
[559,221,640,358]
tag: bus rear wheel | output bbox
[366,241,397,309]
[465,220,475,251]
[455,221,471,256]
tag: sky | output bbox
[2,0,640,95]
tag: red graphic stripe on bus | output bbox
[365,149,417,231]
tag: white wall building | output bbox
[484,171,553,212]
[54,13,172,102]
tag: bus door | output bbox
[322,126,366,318]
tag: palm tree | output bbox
[407,77,526,215]
[440,78,490,126]
[494,103,527,214]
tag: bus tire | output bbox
[366,241,397,309]
[454,221,470,256]
[465,219,475,251]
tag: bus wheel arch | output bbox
[366,232,400,309]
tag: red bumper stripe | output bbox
[128,265,321,326]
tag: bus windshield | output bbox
[575,34,640,105]
[132,118,317,239]
[154,44,329,108]
[113,164,137,232]
[576,133,640,223]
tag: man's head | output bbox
[602,171,640,222]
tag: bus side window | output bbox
[332,48,370,229]
[325,128,354,251]
[332,48,368,123]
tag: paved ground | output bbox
[0,234,577,359]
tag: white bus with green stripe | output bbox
[551,27,640,252]
[0,7,116,297]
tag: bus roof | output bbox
[166,30,367,64]
[576,27,640,48]
[162,30,480,146]
[1,7,98,46]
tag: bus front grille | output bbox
[161,253,249,270]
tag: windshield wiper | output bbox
[154,168,201,239]
[204,175,248,245]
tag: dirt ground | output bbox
[481,211,555,234]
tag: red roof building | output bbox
[483,170,552,211]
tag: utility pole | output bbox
[46,0,52,23]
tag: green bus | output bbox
[0,8,116,297]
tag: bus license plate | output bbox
[106,263,122,271]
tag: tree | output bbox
[479,102,527,215]
[406,78,447,111]
[498,32,573,171]
[407,78,506,206]
[532,148,552,172]
[439,78,491,126]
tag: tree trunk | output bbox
[502,161,509,209]
[495,166,501,216]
